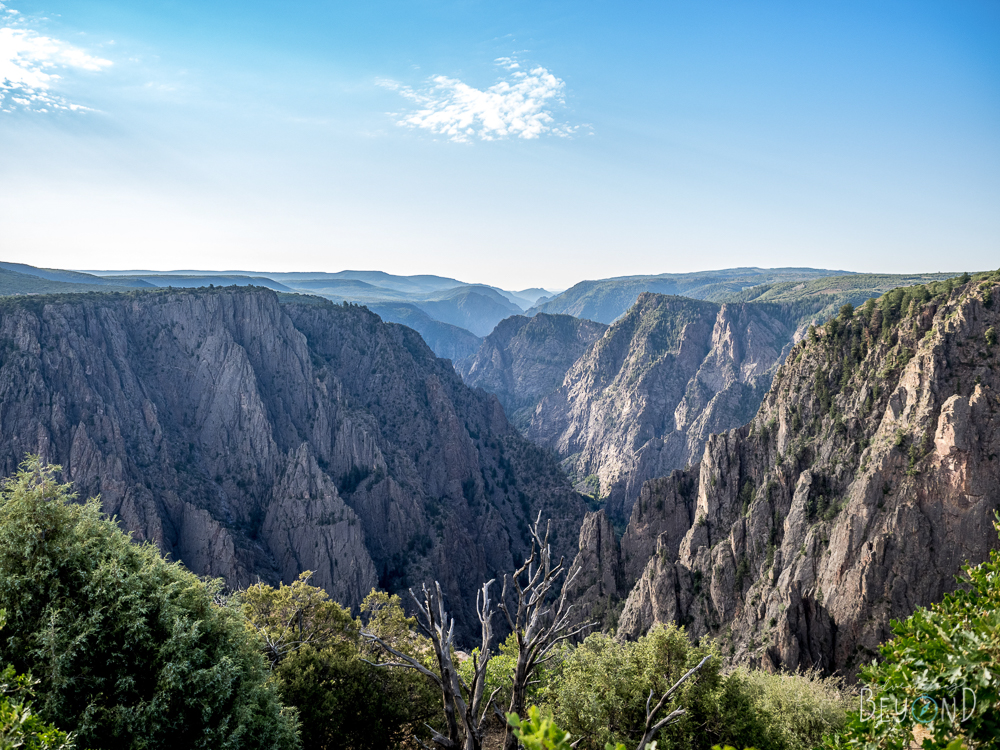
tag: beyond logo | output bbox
[860,688,976,726]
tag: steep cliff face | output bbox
[457,314,608,431]
[591,274,1000,675]
[0,288,585,640]
[528,294,801,518]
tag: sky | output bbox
[0,1,998,290]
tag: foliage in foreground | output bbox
[536,624,850,750]
[0,457,299,750]
[509,707,767,750]
[0,665,73,750]
[825,517,1000,750]
[508,705,658,750]
[0,610,73,750]
[241,580,441,750]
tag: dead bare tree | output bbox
[361,580,499,750]
[631,654,712,750]
[500,513,596,750]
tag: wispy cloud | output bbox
[380,57,581,143]
[0,2,112,113]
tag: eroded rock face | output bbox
[527,294,802,519]
[457,314,608,432]
[0,288,586,641]
[563,509,622,626]
[592,278,1000,676]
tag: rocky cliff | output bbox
[0,288,586,640]
[457,313,608,432]
[572,273,1000,675]
[527,294,803,518]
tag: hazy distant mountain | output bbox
[85,268,540,343]
[0,262,153,288]
[0,264,150,295]
[367,303,483,361]
[289,282,524,337]
[275,270,466,295]
[413,286,524,337]
[527,268,852,324]
[89,269,470,296]
[98,274,294,292]
[515,288,556,305]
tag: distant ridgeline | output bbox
[0,262,564,362]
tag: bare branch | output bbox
[359,633,442,686]
[500,514,595,750]
[634,654,713,750]
[480,685,503,726]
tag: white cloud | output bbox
[0,2,111,113]
[381,57,581,143]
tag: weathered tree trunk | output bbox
[362,580,497,750]
[500,514,596,750]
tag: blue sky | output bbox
[1,1,998,289]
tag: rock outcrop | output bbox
[573,274,1000,676]
[0,288,586,641]
[527,294,803,518]
[458,314,608,431]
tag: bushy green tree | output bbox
[541,625,720,750]
[241,572,358,667]
[0,457,299,750]
[0,610,74,750]
[536,624,848,750]
[825,517,1000,750]
[274,643,437,750]
[243,583,440,750]
[717,668,850,750]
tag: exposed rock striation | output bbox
[527,294,803,518]
[458,313,608,431]
[573,275,1000,676]
[0,288,586,640]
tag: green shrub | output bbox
[541,626,720,749]
[535,623,850,750]
[508,706,658,750]
[275,644,436,750]
[244,585,440,750]
[0,457,299,750]
[719,668,850,750]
